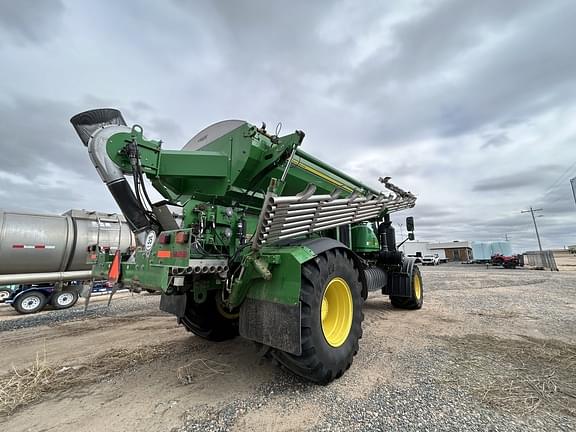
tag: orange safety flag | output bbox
[108,250,122,284]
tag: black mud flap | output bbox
[160,293,186,318]
[383,258,416,298]
[239,298,301,355]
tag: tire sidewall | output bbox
[411,266,424,308]
[16,291,47,314]
[0,289,11,303]
[52,291,79,309]
[308,253,363,371]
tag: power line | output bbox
[537,160,576,205]
[544,160,576,193]
[520,207,543,251]
[571,177,576,208]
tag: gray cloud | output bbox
[473,165,561,192]
[0,0,575,251]
[335,0,576,145]
[482,132,511,149]
[0,96,90,178]
[0,0,64,45]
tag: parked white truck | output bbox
[401,241,446,265]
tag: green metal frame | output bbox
[87,118,413,311]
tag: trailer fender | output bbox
[10,287,53,305]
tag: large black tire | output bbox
[14,291,47,314]
[50,290,79,309]
[180,291,239,341]
[390,265,423,310]
[272,249,364,385]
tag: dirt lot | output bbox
[1,265,575,431]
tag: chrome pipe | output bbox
[278,229,310,239]
[279,214,315,224]
[353,211,381,221]
[355,206,383,216]
[354,204,384,214]
[270,194,333,205]
[263,207,384,235]
[273,203,353,216]
[314,216,354,229]
[317,204,380,219]
[266,207,380,234]
[0,270,93,285]
[279,197,363,209]
[273,224,313,236]
[275,198,355,210]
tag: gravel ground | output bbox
[1,264,575,432]
[0,294,160,332]
[174,265,576,432]
[177,373,573,432]
[175,347,575,432]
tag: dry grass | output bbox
[0,343,170,416]
[0,353,56,416]
[177,358,230,384]
[438,335,576,417]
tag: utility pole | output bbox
[397,223,404,241]
[521,207,543,252]
[504,233,510,241]
[571,177,576,208]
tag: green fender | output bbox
[237,238,364,355]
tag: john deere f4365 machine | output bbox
[71,109,422,384]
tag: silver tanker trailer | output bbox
[0,209,134,313]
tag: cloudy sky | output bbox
[1,0,575,252]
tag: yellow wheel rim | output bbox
[413,275,422,300]
[321,277,353,347]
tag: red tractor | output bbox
[491,254,520,269]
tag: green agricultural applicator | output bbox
[71,108,421,384]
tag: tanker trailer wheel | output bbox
[272,249,364,384]
[180,290,239,342]
[390,265,423,310]
[14,291,47,314]
[0,288,11,303]
[51,290,79,309]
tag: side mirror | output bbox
[408,232,415,241]
[406,216,415,232]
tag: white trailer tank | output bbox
[0,209,134,284]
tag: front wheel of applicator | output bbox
[390,265,423,310]
[272,249,364,384]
